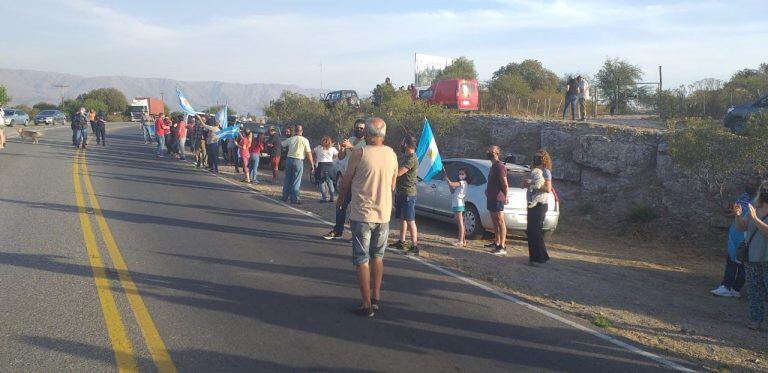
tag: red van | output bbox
[416,79,479,111]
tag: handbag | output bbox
[736,214,768,263]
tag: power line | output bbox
[53,84,69,107]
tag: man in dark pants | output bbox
[323,119,366,240]
[93,111,106,146]
[72,107,89,149]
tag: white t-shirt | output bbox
[314,145,338,163]
[577,80,590,98]
[451,180,467,208]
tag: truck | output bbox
[128,97,164,121]
[412,79,480,111]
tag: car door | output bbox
[415,172,436,216]
[430,162,460,217]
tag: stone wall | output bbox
[438,115,726,231]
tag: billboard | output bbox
[414,53,454,88]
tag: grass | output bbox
[591,314,612,329]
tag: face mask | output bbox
[458,174,466,180]
[533,155,543,166]
[354,128,365,137]
[486,152,494,160]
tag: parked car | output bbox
[415,158,559,239]
[34,110,67,125]
[3,109,30,126]
[415,79,480,111]
[321,90,361,108]
[724,93,768,131]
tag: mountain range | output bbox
[0,69,324,115]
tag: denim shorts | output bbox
[394,194,417,221]
[487,200,505,212]
[351,220,389,266]
[452,205,465,212]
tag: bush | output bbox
[628,206,659,223]
[666,118,767,209]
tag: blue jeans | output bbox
[142,123,153,142]
[562,94,576,120]
[248,153,259,182]
[156,134,166,156]
[75,128,88,148]
[333,192,352,235]
[282,157,303,203]
[318,162,335,201]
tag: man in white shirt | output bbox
[281,124,314,204]
[576,75,590,121]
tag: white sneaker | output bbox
[730,289,742,298]
[710,285,733,297]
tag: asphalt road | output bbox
[0,123,693,372]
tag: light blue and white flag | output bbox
[176,88,197,116]
[415,118,443,182]
[216,105,228,129]
[215,123,241,141]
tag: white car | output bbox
[415,158,560,239]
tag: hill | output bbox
[0,69,324,115]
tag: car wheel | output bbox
[463,204,483,239]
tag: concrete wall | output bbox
[437,115,727,231]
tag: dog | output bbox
[17,128,42,144]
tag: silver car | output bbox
[415,158,560,238]
[3,109,30,126]
[34,110,67,125]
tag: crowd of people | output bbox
[563,75,590,121]
[70,107,107,149]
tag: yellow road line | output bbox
[73,150,138,372]
[79,152,178,373]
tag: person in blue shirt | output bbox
[711,182,758,297]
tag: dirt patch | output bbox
[213,163,766,372]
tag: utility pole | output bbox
[320,59,323,91]
[54,84,69,108]
[160,91,165,103]
[658,66,663,116]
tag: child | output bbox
[444,167,469,247]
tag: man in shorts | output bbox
[390,135,419,255]
[336,117,398,317]
[485,145,509,255]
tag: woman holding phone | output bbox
[734,181,768,330]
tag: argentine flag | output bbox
[415,118,443,182]
[215,123,241,141]
[217,105,228,129]
[176,88,197,116]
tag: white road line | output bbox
[177,151,693,372]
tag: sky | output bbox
[2,0,767,94]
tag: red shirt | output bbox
[485,160,508,202]
[177,121,187,138]
[238,137,251,156]
[249,138,264,154]
[155,118,167,136]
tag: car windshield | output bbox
[38,111,55,115]
[128,106,145,112]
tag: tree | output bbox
[434,56,478,81]
[491,59,559,92]
[81,98,108,113]
[724,64,768,100]
[33,102,58,111]
[77,88,128,113]
[595,57,643,114]
[0,85,11,105]
[372,79,397,107]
